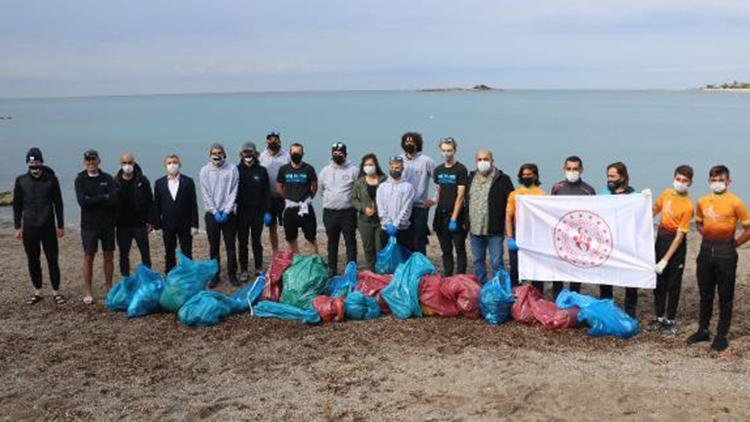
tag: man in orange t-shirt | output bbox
[687,165,750,352]
[648,165,694,336]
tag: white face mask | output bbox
[363,165,376,176]
[710,181,727,194]
[673,180,689,193]
[477,161,491,174]
[121,164,134,175]
[441,151,455,162]
[166,163,180,175]
[565,171,580,183]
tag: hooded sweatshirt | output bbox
[400,152,435,207]
[319,161,359,210]
[376,178,416,229]
[199,160,239,214]
[13,165,64,229]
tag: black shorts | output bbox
[81,226,116,254]
[283,206,317,242]
[269,196,285,226]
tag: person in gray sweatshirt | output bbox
[377,156,416,250]
[400,132,435,255]
[199,143,240,287]
[319,142,360,274]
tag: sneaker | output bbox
[208,275,220,289]
[661,320,677,337]
[646,318,665,332]
[239,272,249,283]
[254,269,263,278]
[710,335,729,352]
[686,329,711,344]
[229,274,241,287]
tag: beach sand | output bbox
[1,229,749,420]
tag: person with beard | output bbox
[432,137,468,276]
[13,147,66,305]
[235,142,271,281]
[114,152,153,277]
[276,143,319,254]
[400,132,435,254]
[259,131,291,252]
[319,142,360,274]
[505,163,545,290]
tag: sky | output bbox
[1,0,750,98]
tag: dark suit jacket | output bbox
[153,173,199,231]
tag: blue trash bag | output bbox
[251,300,321,325]
[344,291,382,320]
[326,261,358,298]
[228,273,266,312]
[577,299,640,339]
[106,274,140,312]
[555,289,600,310]
[127,269,165,318]
[479,268,515,325]
[177,291,246,326]
[381,252,436,319]
[159,252,218,312]
[375,235,412,275]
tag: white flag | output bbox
[516,194,656,289]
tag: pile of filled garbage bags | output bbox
[106,237,640,339]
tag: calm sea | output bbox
[1,90,749,227]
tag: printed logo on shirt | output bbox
[252,175,262,182]
[436,173,457,185]
[284,172,309,184]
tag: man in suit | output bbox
[153,154,199,273]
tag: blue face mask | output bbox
[390,169,402,179]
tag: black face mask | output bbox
[519,177,535,187]
[29,164,42,178]
[390,169,402,179]
[403,144,416,154]
[607,180,622,192]
[332,156,345,165]
[268,141,281,153]
[290,153,303,165]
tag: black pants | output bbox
[396,227,415,251]
[116,224,151,277]
[600,285,638,318]
[434,212,467,276]
[509,248,544,293]
[163,227,193,273]
[237,209,264,273]
[696,242,737,337]
[22,226,60,290]
[323,208,357,272]
[552,281,581,298]
[205,212,238,277]
[654,232,686,320]
[410,206,429,255]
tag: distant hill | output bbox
[701,81,750,90]
[419,84,500,93]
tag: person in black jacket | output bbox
[153,154,199,273]
[235,142,271,282]
[464,149,514,283]
[74,149,118,304]
[13,147,66,305]
[114,153,153,277]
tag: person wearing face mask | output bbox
[276,143,319,254]
[399,132,435,255]
[352,153,388,270]
[647,165,694,336]
[153,154,199,273]
[114,152,153,277]
[432,137,468,276]
[259,131,291,252]
[464,149,514,283]
[319,142,360,275]
[75,149,118,304]
[550,155,596,297]
[688,165,750,352]
[200,143,240,287]
[506,163,545,290]
[235,142,271,281]
[376,156,416,250]
[13,147,66,305]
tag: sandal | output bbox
[26,295,43,305]
[53,294,67,305]
[83,295,94,305]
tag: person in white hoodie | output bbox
[377,156,416,250]
[200,143,240,287]
[319,142,360,274]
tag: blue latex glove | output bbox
[101,193,110,200]
[508,237,519,252]
[213,211,224,223]
[448,219,459,233]
[263,212,273,227]
[385,223,398,237]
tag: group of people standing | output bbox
[12,132,750,352]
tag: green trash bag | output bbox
[159,252,218,312]
[279,255,329,309]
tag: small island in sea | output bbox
[699,81,750,92]
[419,84,499,92]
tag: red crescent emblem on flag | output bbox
[553,210,613,268]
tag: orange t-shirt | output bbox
[507,186,545,219]
[654,188,694,234]
[696,192,750,242]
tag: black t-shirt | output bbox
[276,162,317,203]
[433,161,468,211]
[367,183,378,201]
[117,178,137,226]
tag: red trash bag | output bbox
[312,295,346,323]
[418,275,460,317]
[261,250,294,301]
[511,285,541,324]
[439,274,482,319]
[531,298,579,330]
[356,271,393,314]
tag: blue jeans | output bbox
[470,234,504,283]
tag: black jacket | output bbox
[236,160,271,214]
[75,170,118,230]
[153,173,199,231]
[465,168,514,236]
[13,166,64,229]
[115,163,153,226]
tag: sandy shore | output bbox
[1,229,749,420]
